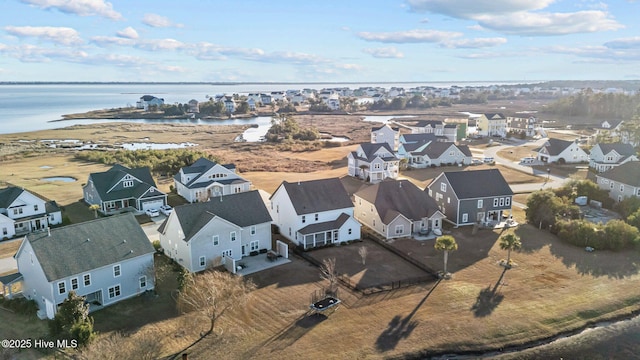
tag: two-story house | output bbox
[354,179,445,239]
[135,95,164,110]
[589,143,638,173]
[158,190,272,272]
[14,213,155,319]
[534,138,589,164]
[596,162,640,202]
[83,164,167,215]
[174,157,252,203]
[476,113,507,137]
[268,178,361,249]
[370,124,400,151]
[426,169,513,226]
[506,116,537,137]
[0,186,62,239]
[347,143,400,183]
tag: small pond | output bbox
[41,176,77,182]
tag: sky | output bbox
[0,0,639,83]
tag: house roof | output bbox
[351,143,398,162]
[176,157,239,188]
[166,190,272,241]
[401,133,438,144]
[356,179,441,223]
[371,124,399,132]
[435,169,513,199]
[535,138,574,156]
[414,120,442,128]
[25,213,154,282]
[0,187,24,208]
[275,178,354,215]
[598,162,640,187]
[88,164,159,201]
[596,143,636,157]
[298,213,351,235]
[483,113,506,120]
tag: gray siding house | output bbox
[14,214,155,319]
[589,143,638,173]
[596,162,640,202]
[174,157,252,203]
[426,169,513,226]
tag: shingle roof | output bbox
[176,157,239,188]
[298,213,351,235]
[599,162,640,187]
[351,143,398,162]
[535,138,574,156]
[596,143,636,157]
[401,133,438,144]
[356,179,441,224]
[276,178,354,215]
[0,187,24,208]
[25,213,154,282]
[89,165,159,201]
[167,190,272,241]
[484,113,505,120]
[435,169,513,199]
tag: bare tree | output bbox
[76,331,163,360]
[177,270,255,336]
[358,246,368,265]
[320,257,338,295]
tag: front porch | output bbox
[14,215,50,235]
[102,198,137,215]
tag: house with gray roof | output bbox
[371,124,400,151]
[83,164,167,215]
[135,95,164,110]
[174,157,252,203]
[14,213,155,319]
[0,186,62,240]
[347,143,400,183]
[534,138,589,164]
[426,169,513,226]
[269,178,361,249]
[589,143,638,173]
[397,140,472,168]
[596,162,640,202]
[158,190,272,272]
[354,179,445,239]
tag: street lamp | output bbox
[546,168,551,182]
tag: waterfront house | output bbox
[596,162,640,202]
[14,213,155,319]
[534,138,589,164]
[354,179,445,239]
[158,190,272,272]
[426,169,513,226]
[589,143,638,173]
[187,99,199,113]
[174,157,252,203]
[83,164,167,215]
[0,186,62,240]
[347,143,400,183]
[268,178,361,249]
[136,95,164,110]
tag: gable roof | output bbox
[275,178,354,215]
[25,213,154,282]
[595,143,636,157]
[598,162,640,187]
[435,169,513,199]
[89,164,159,201]
[175,157,239,188]
[166,190,272,241]
[401,133,438,144]
[351,143,398,162]
[371,124,399,132]
[356,179,441,223]
[414,120,443,128]
[483,113,506,120]
[0,187,24,208]
[535,138,575,156]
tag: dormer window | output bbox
[123,180,134,188]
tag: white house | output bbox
[589,143,638,173]
[0,186,62,239]
[223,97,236,113]
[269,178,361,249]
[158,190,273,272]
[534,138,589,164]
[596,162,640,202]
[174,157,252,203]
[135,95,164,110]
[14,214,155,319]
[397,141,473,168]
[370,124,400,151]
[347,143,400,183]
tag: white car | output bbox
[145,208,160,217]
[159,205,173,216]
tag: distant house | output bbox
[0,186,62,239]
[426,169,513,226]
[370,124,400,151]
[589,143,638,173]
[247,98,257,111]
[136,95,164,110]
[354,179,445,239]
[83,164,167,215]
[506,116,537,137]
[158,190,273,272]
[410,120,457,142]
[476,113,507,137]
[268,178,361,249]
[223,97,236,113]
[174,157,252,203]
[596,162,640,202]
[347,143,400,183]
[534,138,589,164]
[260,93,272,106]
[187,99,199,113]
[15,214,155,319]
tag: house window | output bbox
[348,228,352,235]
[505,197,511,206]
[105,201,116,209]
[610,182,614,189]
[212,235,219,246]
[113,264,121,278]
[123,180,134,188]
[2,227,6,235]
[58,281,66,295]
[199,256,206,267]
[230,231,236,241]
[374,163,381,170]
[428,189,433,196]
[477,200,483,209]
[302,215,306,223]
[620,184,624,192]
[222,249,232,258]
[34,204,39,212]
[395,225,404,235]
[71,278,79,290]
[83,274,91,287]
[250,240,259,251]
[434,219,440,227]
[373,220,376,227]
[139,276,147,288]
[447,197,450,204]
[13,208,23,215]
[315,214,319,221]
[493,198,499,207]
[440,183,447,192]
[250,226,256,235]
[462,213,468,222]
[108,285,121,299]
[499,198,505,206]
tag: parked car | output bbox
[471,159,483,166]
[159,205,173,216]
[483,156,495,164]
[145,208,160,217]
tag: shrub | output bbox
[152,240,162,252]
[259,249,268,254]
[0,297,38,315]
[250,251,259,256]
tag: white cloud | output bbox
[21,0,122,20]
[363,47,404,58]
[441,37,507,48]
[91,35,135,47]
[545,44,640,61]
[157,65,187,72]
[5,26,83,45]
[604,37,640,49]
[357,29,462,43]
[117,27,138,39]
[142,13,183,28]
[135,38,187,51]
[0,43,88,63]
[406,0,554,17]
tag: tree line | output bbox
[75,149,219,175]
[542,89,640,120]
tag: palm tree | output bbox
[499,233,522,268]
[434,235,458,276]
[89,204,100,219]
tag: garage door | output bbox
[142,200,164,211]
